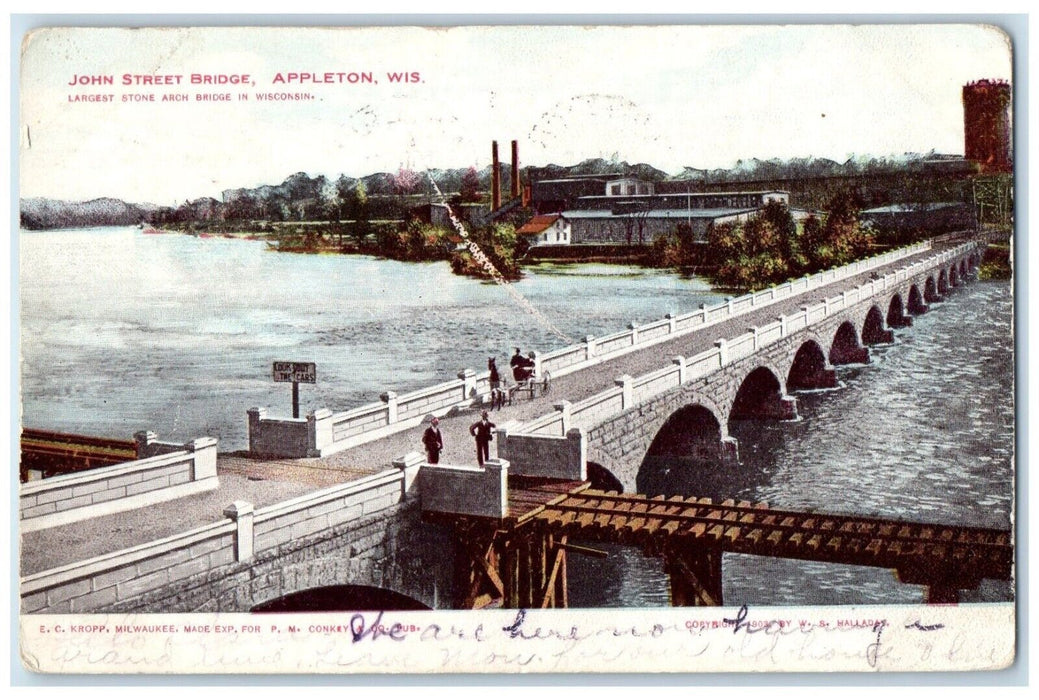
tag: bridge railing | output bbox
[19,436,219,533]
[495,424,587,481]
[631,363,684,405]
[21,464,413,614]
[532,241,930,380]
[419,459,508,518]
[519,241,980,436]
[247,240,935,457]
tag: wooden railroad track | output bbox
[433,479,1013,608]
[535,489,1013,587]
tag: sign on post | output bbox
[273,361,317,384]
[272,361,316,418]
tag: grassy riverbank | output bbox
[979,244,1012,280]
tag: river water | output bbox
[19,226,1014,606]
[19,227,722,449]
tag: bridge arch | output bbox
[829,320,870,365]
[907,284,928,315]
[637,402,733,496]
[938,269,950,295]
[861,305,894,345]
[730,366,797,422]
[949,265,960,287]
[887,293,911,328]
[786,339,837,391]
[587,461,624,493]
[252,584,431,612]
[924,276,942,303]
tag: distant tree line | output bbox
[23,151,971,232]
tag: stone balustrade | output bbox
[19,435,218,533]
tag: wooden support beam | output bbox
[452,523,507,610]
[518,535,533,608]
[667,546,723,607]
[531,531,546,609]
[504,536,521,609]
[540,542,566,608]
[558,541,608,558]
[925,584,960,605]
[557,535,569,608]
[477,548,506,599]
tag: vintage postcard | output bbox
[15,22,1016,675]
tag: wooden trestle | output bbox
[425,480,1014,609]
[425,477,588,609]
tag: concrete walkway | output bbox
[20,242,965,576]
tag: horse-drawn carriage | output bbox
[489,364,551,409]
[507,366,551,402]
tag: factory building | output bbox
[527,180,793,245]
[860,202,977,239]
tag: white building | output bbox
[516,214,571,246]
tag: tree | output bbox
[800,214,824,264]
[322,178,342,223]
[450,222,522,280]
[334,175,353,220]
[619,201,652,245]
[345,181,371,246]
[650,222,703,269]
[704,202,805,290]
[813,190,873,268]
[393,167,421,196]
[459,166,481,202]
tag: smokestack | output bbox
[511,140,520,199]
[491,141,501,210]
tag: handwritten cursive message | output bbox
[20,604,1015,674]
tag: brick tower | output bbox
[962,79,1012,174]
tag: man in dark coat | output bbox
[510,347,534,382]
[469,411,496,466]
[422,417,444,464]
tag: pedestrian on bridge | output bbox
[470,411,496,467]
[488,357,504,410]
[422,417,444,464]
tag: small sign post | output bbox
[272,361,317,418]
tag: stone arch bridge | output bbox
[20,241,985,614]
[547,248,983,493]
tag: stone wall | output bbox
[419,459,508,518]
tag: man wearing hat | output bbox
[469,411,497,467]
[422,417,444,464]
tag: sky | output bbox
[18,23,1013,206]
